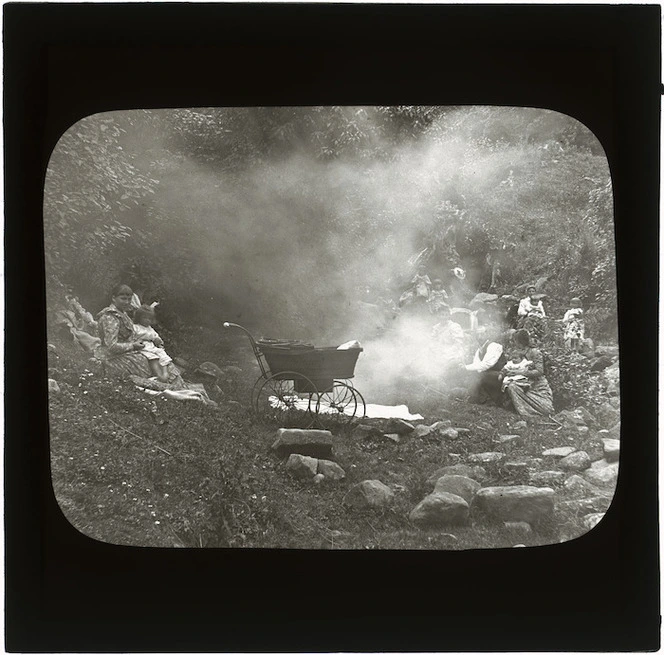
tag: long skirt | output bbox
[102,351,185,389]
[504,377,554,417]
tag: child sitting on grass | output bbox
[132,305,173,383]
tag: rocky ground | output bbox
[47,324,620,550]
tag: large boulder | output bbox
[558,451,592,472]
[48,379,61,393]
[583,460,619,489]
[472,486,555,524]
[285,454,319,479]
[433,475,481,504]
[271,429,333,459]
[409,492,469,528]
[343,480,395,509]
[317,459,346,481]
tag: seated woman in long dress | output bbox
[95,284,184,388]
[499,329,554,417]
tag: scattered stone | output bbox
[504,521,532,534]
[542,446,576,458]
[564,474,605,497]
[472,486,555,524]
[47,343,57,353]
[554,410,586,428]
[285,453,319,479]
[467,452,505,464]
[607,422,621,440]
[447,453,462,465]
[495,434,520,445]
[409,492,469,528]
[48,379,60,393]
[602,439,620,463]
[412,424,433,438]
[529,471,567,486]
[558,451,591,472]
[576,426,590,436]
[313,473,325,485]
[343,480,395,509]
[590,355,614,372]
[272,429,333,459]
[595,402,621,430]
[513,421,528,431]
[437,427,459,440]
[173,357,190,370]
[595,345,619,357]
[430,419,453,431]
[583,460,619,489]
[502,461,529,475]
[317,459,346,480]
[426,464,485,486]
[580,437,604,462]
[583,513,606,530]
[383,433,401,443]
[433,475,481,504]
[455,427,471,436]
[576,406,598,427]
[557,497,612,516]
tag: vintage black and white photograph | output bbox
[44,106,620,549]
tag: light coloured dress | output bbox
[562,308,585,347]
[133,323,173,367]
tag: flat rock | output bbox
[455,427,471,435]
[433,475,481,504]
[285,453,319,479]
[583,512,606,530]
[542,446,576,458]
[48,379,61,393]
[272,428,333,458]
[472,486,555,523]
[317,459,346,480]
[409,492,469,528]
[564,474,606,497]
[557,496,612,516]
[467,452,505,464]
[529,470,567,486]
[583,460,619,489]
[495,434,520,445]
[383,433,401,443]
[386,419,415,435]
[354,424,384,439]
[602,439,620,463]
[558,451,591,472]
[430,419,453,431]
[343,480,394,509]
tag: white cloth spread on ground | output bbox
[268,395,423,420]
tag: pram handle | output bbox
[223,322,267,376]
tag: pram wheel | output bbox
[253,371,317,429]
[312,381,365,429]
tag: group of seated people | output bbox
[95,284,184,387]
[460,325,554,418]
